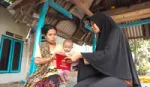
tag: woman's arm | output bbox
[35,56,54,65]
[34,45,55,65]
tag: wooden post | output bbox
[70,0,93,16]
[26,19,37,79]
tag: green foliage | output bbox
[5,0,16,3]
[129,40,150,76]
[137,63,150,76]
[129,40,150,59]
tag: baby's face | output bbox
[63,42,73,53]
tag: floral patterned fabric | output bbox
[34,75,61,87]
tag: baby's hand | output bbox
[66,54,72,57]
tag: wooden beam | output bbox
[112,8,150,19]
[104,2,150,23]
[7,0,23,10]
[70,0,94,16]
[13,0,39,10]
[115,13,150,23]
[105,2,150,16]
[71,0,150,23]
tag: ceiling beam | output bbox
[105,2,150,15]
[71,0,150,23]
[115,13,150,23]
[104,2,150,23]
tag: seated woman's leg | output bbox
[25,74,40,87]
[74,77,98,87]
[91,77,129,87]
[75,77,129,87]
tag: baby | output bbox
[58,39,74,84]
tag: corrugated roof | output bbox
[123,21,150,40]
[11,0,95,45]
[7,0,150,45]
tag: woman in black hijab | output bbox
[66,12,141,87]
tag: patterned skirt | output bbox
[34,74,61,87]
[25,74,61,87]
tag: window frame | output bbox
[0,35,23,73]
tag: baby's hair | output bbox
[63,39,73,45]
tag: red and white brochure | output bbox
[55,53,71,71]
